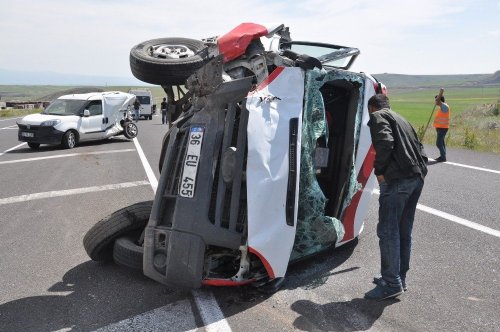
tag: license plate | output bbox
[21,132,34,138]
[179,126,204,198]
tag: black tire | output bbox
[27,142,40,149]
[130,37,207,85]
[149,115,153,120]
[62,130,77,149]
[83,201,152,261]
[123,121,138,139]
[113,235,144,270]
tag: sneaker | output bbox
[364,283,403,301]
[435,156,447,162]
[373,276,407,291]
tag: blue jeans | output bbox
[161,110,168,124]
[436,128,448,158]
[377,176,424,287]
[134,109,140,122]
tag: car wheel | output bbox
[149,115,153,120]
[27,142,40,149]
[83,201,152,261]
[113,235,144,271]
[62,130,77,149]
[123,121,138,139]
[130,37,207,85]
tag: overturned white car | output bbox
[84,23,387,290]
[17,91,138,149]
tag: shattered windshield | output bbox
[43,99,87,116]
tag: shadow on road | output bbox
[291,297,399,331]
[285,238,360,290]
[0,261,185,332]
[213,239,361,318]
[426,159,441,166]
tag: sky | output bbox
[0,0,499,80]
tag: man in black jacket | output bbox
[364,94,428,300]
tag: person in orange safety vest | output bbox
[433,95,450,162]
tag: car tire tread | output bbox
[113,235,144,270]
[130,37,207,85]
[83,201,152,261]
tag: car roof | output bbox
[58,91,132,100]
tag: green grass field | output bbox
[388,87,500,153]
[389,87,499,126]
[2,85,499,153]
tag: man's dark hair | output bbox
[368,94,391,110]
[435,95,445,102]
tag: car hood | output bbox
[18,113,79,125]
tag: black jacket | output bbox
[368,108,428,183]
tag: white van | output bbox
[17,91,138,149]
[128,89,154,120]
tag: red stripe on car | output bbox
[249,246,276,279]
[202,279,256,287]
[249,66,285,94]
[341,144,376,241]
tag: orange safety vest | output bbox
[433,104,450,128]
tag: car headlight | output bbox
[40,119,61,127]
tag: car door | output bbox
[246,67,304,279]
[81,100,105,140]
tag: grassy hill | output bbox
[0,85,167,104]
[1,73,498,152]
[1,71,498,102]
[373,71,500,88]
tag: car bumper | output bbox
[18,125,65,145]
[143,76,253,289]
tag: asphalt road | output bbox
[0,114,499,332]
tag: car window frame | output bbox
[280,41,360,70]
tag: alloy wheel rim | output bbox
[68,132,75,147]
[127,123,137,136]
[149,44,195,59]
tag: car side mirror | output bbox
[83,109,90,117]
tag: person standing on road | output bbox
[433,95,450,162]
[133,98,141,122]
[365,94,428,301]
[160,97,169,125]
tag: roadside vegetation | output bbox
[0,108,42,118]
[1,84,499,153]
[389,87,500,153]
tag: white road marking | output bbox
[0,181,149,206]
[0,125,17,130]
[373,189,500,238]
[0,149,135,165]
[133,137,158,193]
[94,300,198,332]
[133,137,232,331]
[192,289,233,332]
[416,203,500,238]
[429,158,500,175]
[0,142,27,156]
[0,117,22,122]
